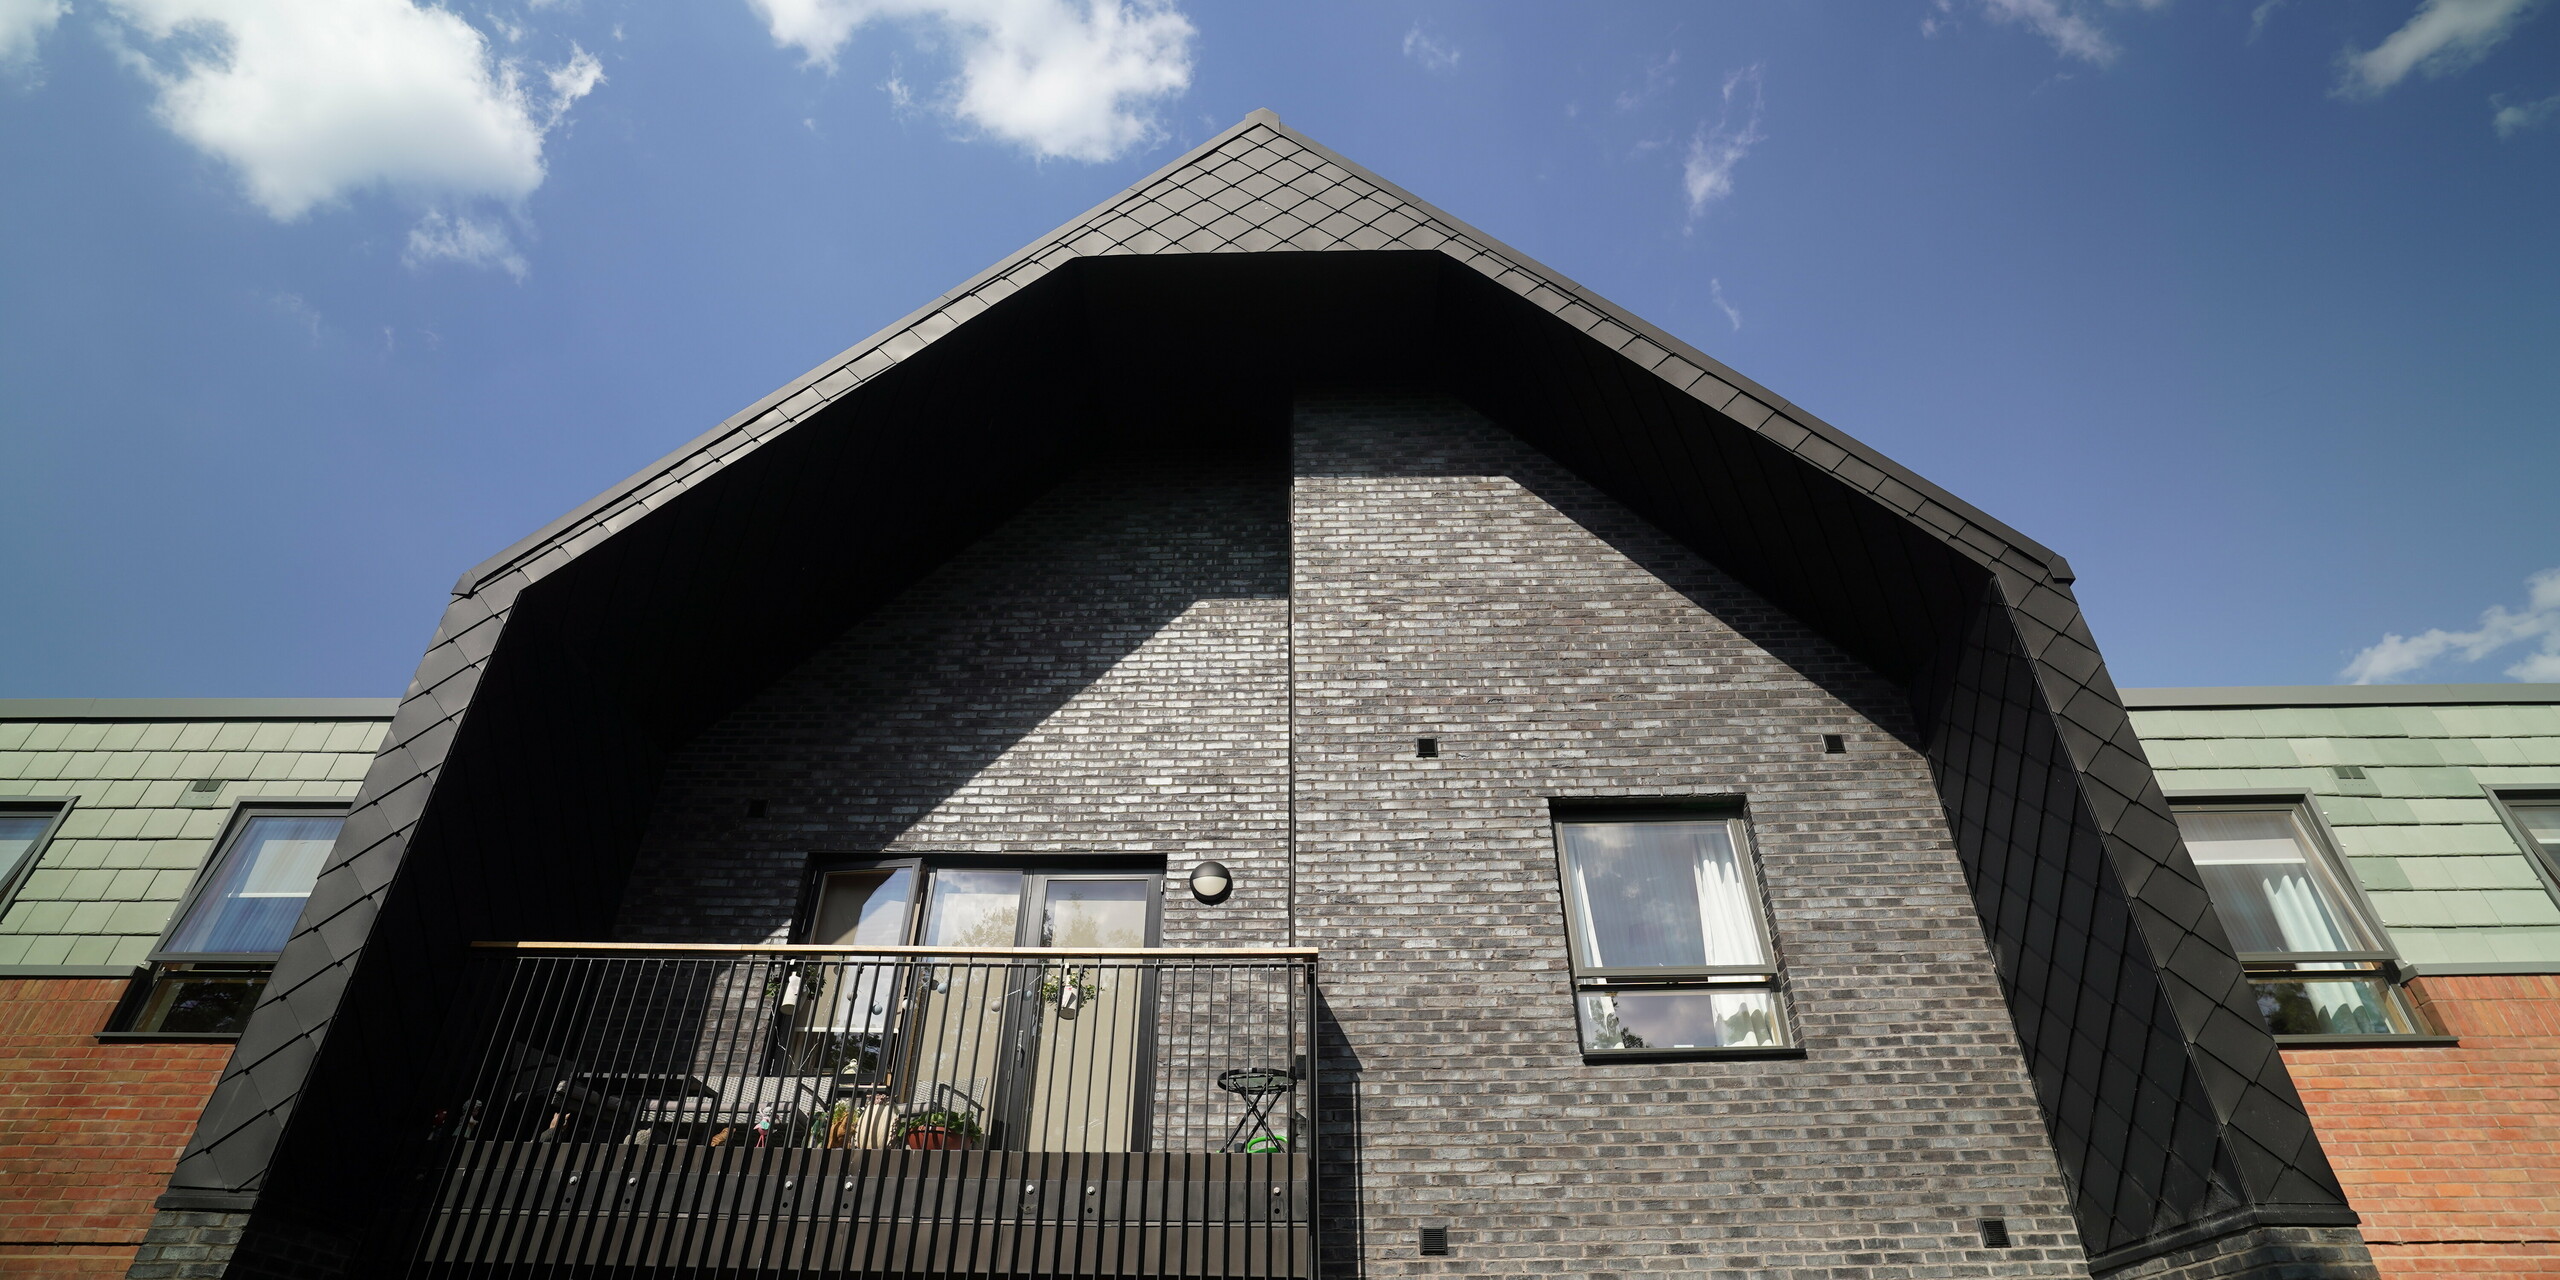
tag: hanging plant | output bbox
[1038,965,1102,1011]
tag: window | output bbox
[123,806,345,1036]
[2171,803,2424,1038]
[1552,812,1789,1054]
[0,801,69,913]
[2504,797,2560,877]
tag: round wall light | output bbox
[1188,860,1233,903]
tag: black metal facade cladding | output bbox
[147,112,2362,1278]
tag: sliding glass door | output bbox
[800,860,1160,1151]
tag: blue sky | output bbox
[1,0,2554,698]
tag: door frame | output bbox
[794,855,1167,1150]
[1002,871,1165,1151]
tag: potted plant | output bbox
[896,1109,983,1150]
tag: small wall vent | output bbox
[1415,737,1439,759]
[1978,1218,2011,1249]
[1822,734,1846,754]
[1417,1226,1449,1256]
[2333,765,2369,781]
[745,798,769,819]
[179,779,227,808]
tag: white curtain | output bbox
[1564,820,1766,969]
[2179,809,2354,954]
[1689,826,1768,967]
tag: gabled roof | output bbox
[164,111,2353,1269]
[456,108,2069,601]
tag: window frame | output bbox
[2166,792,2441,1044]
[796,853,1167,949]
[106,799,349,1040]
[2487,788,2560,898]
[1547,804,1797,1060]
[149,799,352,967]
[0,798,75,921]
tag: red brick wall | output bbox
[2282,973,2560,1279]
[0,978,231,1277]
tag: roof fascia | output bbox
[2123,684,2560,709]
[451,112,1285,598]
[453,109,2070,599]
[1262,120,2074,584]
[0,698,399,721]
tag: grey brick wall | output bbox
[615,449,1292,950]
[1288,389,2088,1277]
[128,1210,247,1279]
[586,387,2338,1278]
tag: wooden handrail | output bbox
[471,941,1318,959]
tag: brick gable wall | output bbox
[615,447,1292,949]
[0,978,230,1277]
[1285,389,2089,1276]
[2282,973,2560,1278]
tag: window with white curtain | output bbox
[2171,803,2425,1039]
[1552,812,1789,1054]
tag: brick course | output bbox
[0,978,229,1276]
[616,448,1291,949]
[1286,390,2086,1276]
[2282,973,2560,1279]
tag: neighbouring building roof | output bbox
[0,701,394,973]
[2126,685,2560,971]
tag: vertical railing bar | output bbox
[488,952,572,1273]
[412,950,532,1279]
[613,956,677,1274]
[612,955,674,1274]
[482,952,579,1272]
[521,952,609,1278]
[1305,958,1320,1280]
[633,956,698,1278]
[858,956,913,1280]
[668,953,738,1276]
[897,958,945,1280]
[780,955,826,1280]
[748,956,787,1280]
[708,952,769,1280]
[554,952,639,1275]
[403,951,497,1278]
[595,956,650,1277]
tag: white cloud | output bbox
[1980,0,2118,64]
[1709,277,1741,331]
[748,0,1192,162]
[1683,65,1764,222]
[545,44,603,124]
[270,291,323,341]
[2494,90,2560,135]
[404,209,527,278]
[0,0,63,64]
[100,0,601,232]
[1617,50,1676,110]
[2341,568,2560,684]
[2338,0,2542,97]
[1402,22,1457,74]
[2249,0,2290,42]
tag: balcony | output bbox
[398,943,1317,1279]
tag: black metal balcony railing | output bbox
[398,943,1317,1279]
